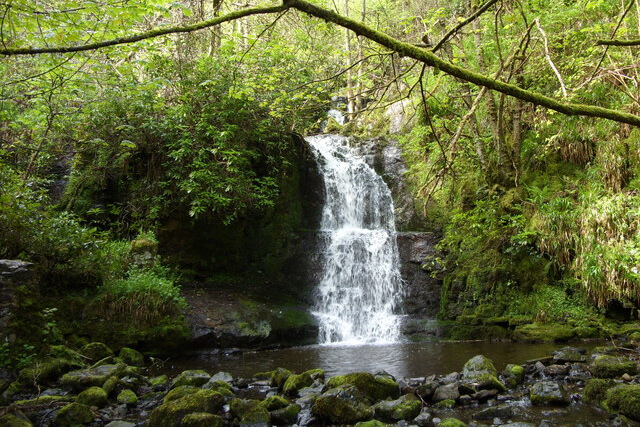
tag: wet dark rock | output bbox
[413,410,432,427]
[441,372,460,385]
[433,383,459,402]
[591,356,638,378]
[373,394,421,422]
[470,389,499,402]
[543,364,570,377]
[270,404,301,425]
[171,370,211,389]
[553,347,587,363]
[415,381,438,402]
[325,372,399,402]
[529,381,570,406]
[312,384,374,424]
[53,403,94,426]
[472,404,513,420]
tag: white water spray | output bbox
[307,134,403,344]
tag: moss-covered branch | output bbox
[0,5,286,55]
[289,0,640,127]
[596,39,640,46]
[3,0,640,126]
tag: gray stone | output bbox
[413,410,432,427]
[552,347,587,363]
[433,383,459,402]
[472,404,513,420]
[105,422,136,427]
[210,372,233,384]
[529,381,569,406]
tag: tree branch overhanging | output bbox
[431,0,499,53]
[288,0,640,127]
[2,0,640,127]
[596,38,640,46]
[0,4,286,55]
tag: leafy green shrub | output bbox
[96,268,185,327]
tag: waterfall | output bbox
[306,134,403,344]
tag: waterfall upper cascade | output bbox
[306,134,404,344]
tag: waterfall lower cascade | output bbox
[307,134,404,344]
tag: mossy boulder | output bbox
[240,406,270,427]
[270,368,292,390]
[18,358,82,386]
[148,390,226,427]
[304,369,325,381]
[283,373,313,396]
[415,381,438,402]
[552,346,587,363]
[435,399,456,408]
[164,386,201,403]
[60,364,125,391]
[102,376,119,396]
[591,356,638,378]
[202,380,234,397]
[433,383,459,402]
[584,379,616,405]
[53,403,94,426]
[355,421,387,427]
[604,385,640,421]
[77,386,108,408]
[325,372,399,402]
[260,395,289,411]
[529,381,569,406]
[118,348,144,367]
[270,404,300,425]
[117,389,138,406]
[502,364,524,388]
[0,413,32,427]
[373,394,421,422]
[312,384,374,424]
[80,343,114,362]
[180,413,224,427]
[151,375,170,390]
[230,399,262,419]
[171,370,211,389]
[439,419,468,427]
[462,355,498,378]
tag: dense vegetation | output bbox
[1,0,640,360]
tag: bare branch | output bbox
[535,18,567,99]
[431,0,499,53]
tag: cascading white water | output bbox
[307,134,403,344]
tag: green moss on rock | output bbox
[230,399,262,419]
[439,419,468,427]
[15,395,73,406]
[260,395,289,411]
[283,373,313,396]
[373,394,421,421]
[53,403,94,426]
[591,356,638,378]
[180,413,224,427]
[529,381,569,406]
[60,364,125,391]
[0,413,32,427]
[355,421,387,427]
[19,358,82,386]
[148,390,226,427]
[584,379,616,405]
[80,343,114,362]
[270,368,292,390]
[117,389,138,406]
[462,355,498,378]
[240,406,270,427]
[202,380,234,397]
[118,348,144,367]
[513,323,575,342]
[435,399,456,408]
[77,386,108,408]
[164,386,201,403]
[171,370,211,389]
[270,404,300,425]
[312,384,374,424]
[605,384,640,421]
[325,372,399,402]
[503,364,525,388]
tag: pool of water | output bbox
[161,341,601,379]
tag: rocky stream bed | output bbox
[2,340,640,427]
